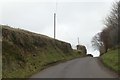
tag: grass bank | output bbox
[2,25,85,78]
[101,48,119,74]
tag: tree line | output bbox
[91,1,120,55]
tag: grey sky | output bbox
[0,0,115,56]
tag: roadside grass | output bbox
[101,48,119,74]
[2,25,85,78]
[2,41,83,78]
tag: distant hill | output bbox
[1,25,84,78]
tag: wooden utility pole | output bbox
[78,37,80,45]
[54,13,56,39]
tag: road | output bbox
[31,57,117,78]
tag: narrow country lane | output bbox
[30,57,117,78]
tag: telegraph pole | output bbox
[54,13,56,39]
[54,1,57,39]
[78,37,80,45]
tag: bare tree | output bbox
[91,33,101,51]
[104,1,120,46]
[91,33,106,55]
[91,1,120,55]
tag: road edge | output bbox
[97,57,119,78]
[29,56,86,78]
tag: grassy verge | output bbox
[28,50,84,78]
[3,45,83,78]
[2,25,86,78]
[101,48,120,74]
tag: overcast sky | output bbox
[0,0,115,56]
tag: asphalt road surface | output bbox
[31,57,117,78]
